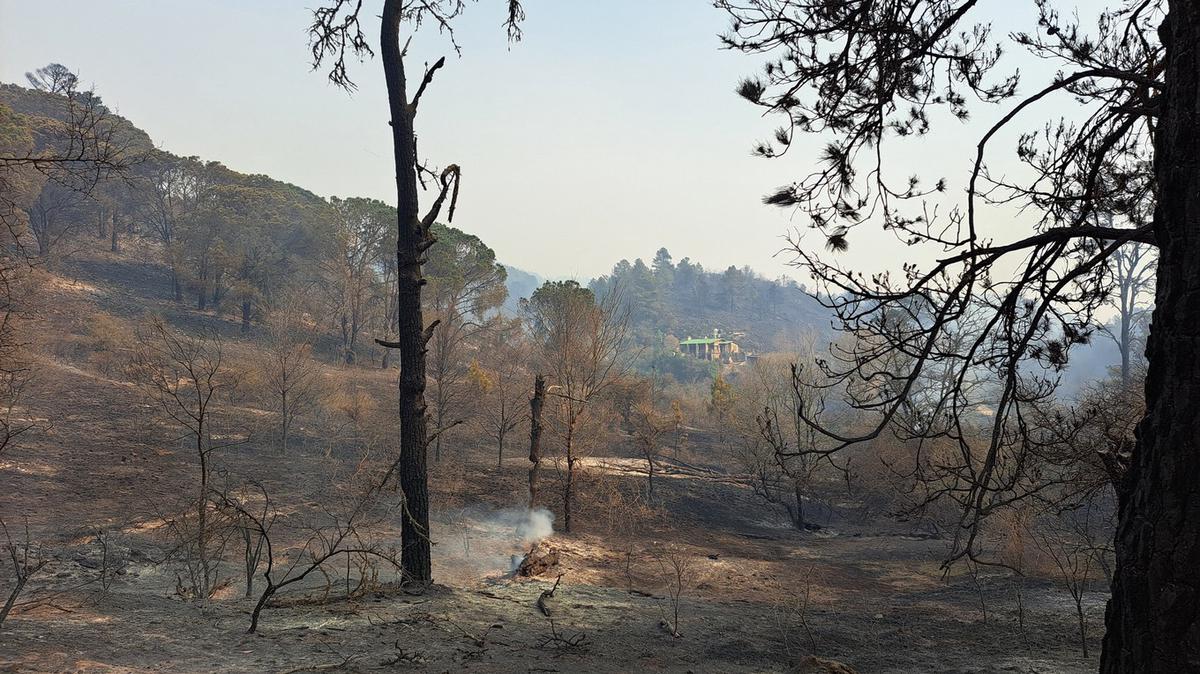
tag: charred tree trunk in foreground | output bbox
[1103,4,1200,670]
[381,0,431,586]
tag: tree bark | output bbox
[196,423,210,598]
[382,0,432,586]
[0,570,32,627]
[197,260,208,310]
[241,300,252,333]
[792,479,806,530]
[1102,4,1200,670]
[1119,294,1132,388]
[563,420,576,533]
[528,374,545,507]
[110,206,119,253]
[341,314,352,364]
[433,382,445,463]
[280,390,290,454]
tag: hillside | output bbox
[0,244,1101,673]
[501,264,542,315]
[590,249,828,354]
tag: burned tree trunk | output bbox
[381,0,432,586]
[792,479,806,530]
[528,374,545,507]
[110,205,119,253]
[1102,4,1200,670]
[563,421,576,533]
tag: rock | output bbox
[790,656,859,674]
[515,542,560,577]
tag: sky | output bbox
[0,0,1067,282]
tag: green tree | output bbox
[424,223,507,462]
[326,196,393,363]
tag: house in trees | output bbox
[678,330,742,363]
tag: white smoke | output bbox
[432,506,555,581]
[515,508,554,546]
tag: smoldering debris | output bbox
[512,542,560,577]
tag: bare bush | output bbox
[131,315,240,599]
[0,518,45,628]
[767,567,819,657]
[630,399,671,500]
[214,459,406,632]
[655,546,694,638]
[259,296,321,453]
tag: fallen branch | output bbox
[537,574,563,617]
[277,653,364,674]
[535,618,589,654]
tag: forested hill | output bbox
[588,248,828,354]
[0,80,522,366]
[2,81,827,365]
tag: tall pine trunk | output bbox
[1102,4,1200,670]
[382,0,432,586]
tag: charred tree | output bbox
[379,0,433,585]
[310,0,524,587]
[1103,4,1200,669]
[717,1,1193,669]
[528,373,545,507]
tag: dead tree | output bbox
[718,1,1198,668]
[655,548,693,638]
[309,0,525,586]
[214,468,403,633]
[755,364,831,530]
[260,296,320,453]
[1099,240,1155,388]
[523,282,631,532]
[0,519,45,628]
[132,316,238,598]
[631,400,670,500]
[468,324,528,467]
[528,373,546,507]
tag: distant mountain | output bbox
[501,264,543,315]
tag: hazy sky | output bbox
[1,1,1063,281]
